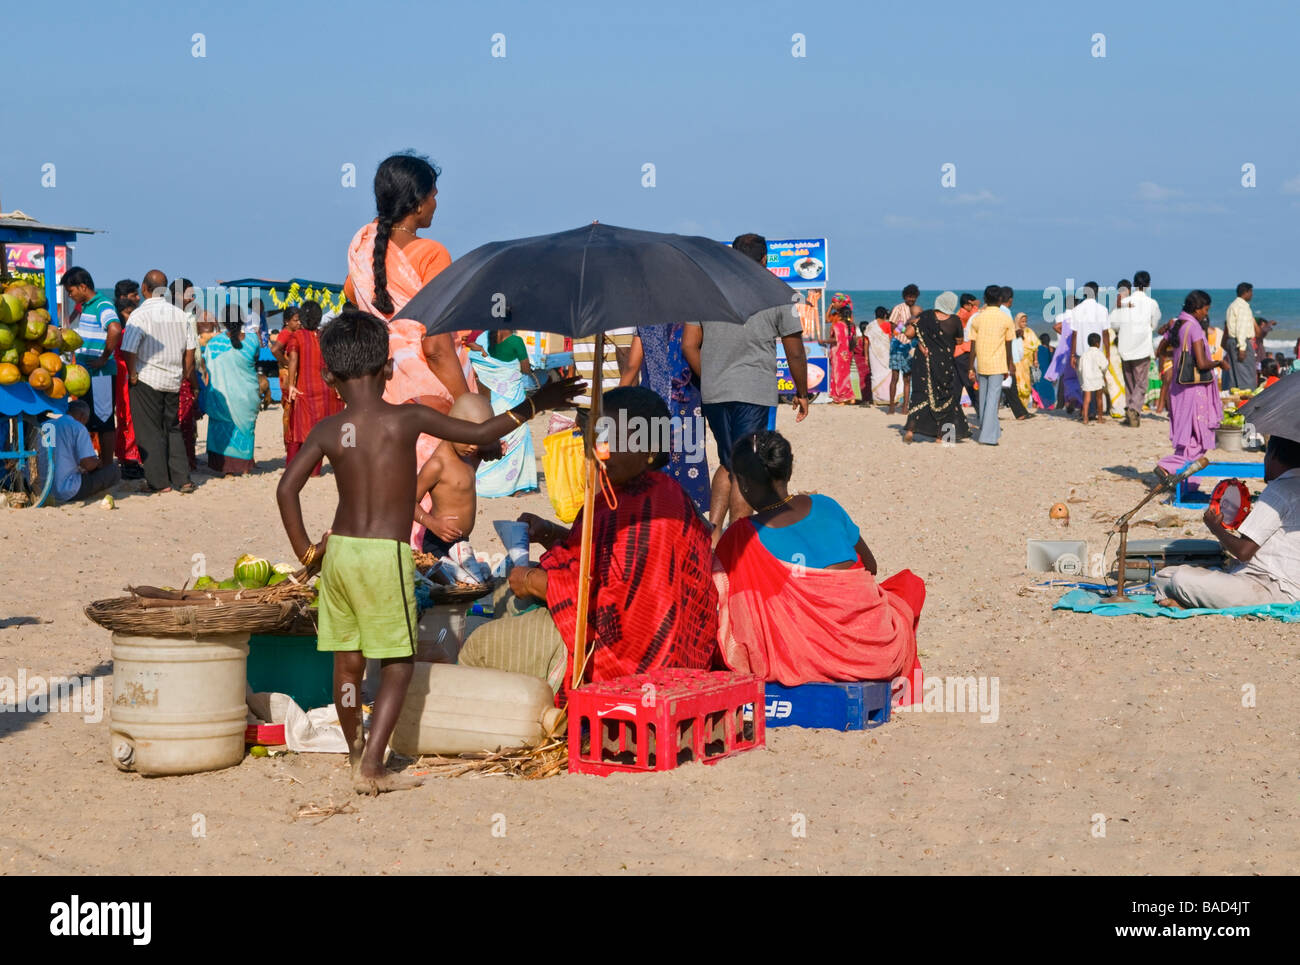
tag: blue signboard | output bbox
[765,238,827,290]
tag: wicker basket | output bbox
[85,596,305,636]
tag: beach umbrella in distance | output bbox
[396,222,801,688]
[1238,374,1300,442]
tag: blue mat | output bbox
[1054,588,1300,622]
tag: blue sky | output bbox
[5,0,1299,290]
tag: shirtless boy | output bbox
[414,392,498,557]
[276,309,582,793]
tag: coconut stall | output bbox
[0,211,98,507]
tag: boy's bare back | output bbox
[308,401,432,544]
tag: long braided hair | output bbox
[371,153,440,316]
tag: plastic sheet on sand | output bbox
[1053,588,1300,622]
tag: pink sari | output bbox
[829,318,854,402]
[347,222,476,547]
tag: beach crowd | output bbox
[24,151,1300,792]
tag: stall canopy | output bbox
[0,211,99,323]
[216,277,345,317]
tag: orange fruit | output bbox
[48,377,67,399]
[18,348,41,375]
[39,351,62,374]
[28,367,52,392]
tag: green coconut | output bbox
[234,554,272,588]
[193,575,218,590]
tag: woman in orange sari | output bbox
[345,153,475,546]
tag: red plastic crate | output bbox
[567,669,764,776]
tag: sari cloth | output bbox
[905,310,969,440]
[1157,314,1223,476]
[201,331,261,461]
[112,354,139,463]
[713,519,923,704]
[866,319,894,403]
[635,323,711,516]
[540,471,718,697]
[347,221,479,545]
[470,347,538,498]
[1015,330,1037,404]
[1033,343,1056,408]
[828,317,855,402]
[1045,313,1082,408]
[286,329,343,475]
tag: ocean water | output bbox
[838,288,1300,356]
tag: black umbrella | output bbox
[1238,374,1300,441]
[393,222,801,337]
[395,222,801,689]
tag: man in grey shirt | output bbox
[682,233,809,544]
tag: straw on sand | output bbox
[414,712,569,780]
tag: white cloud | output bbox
[1281,174,1300,195]
[1136,181,1180,202]
[951,189,1000,205]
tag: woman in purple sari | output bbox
[622,324,711,516]
[1156,290,1227,479]
[1045,308,1082,411]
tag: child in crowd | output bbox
[276,309,582,794]
[1259,357,1281,390]
[888,320,917,415]
[1079,331,1107,425]
[414,392,500,557]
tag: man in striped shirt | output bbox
[119,270,198,493]
[60,267,121,467]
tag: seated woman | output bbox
[713,431,924,703]
[458,387,718,698]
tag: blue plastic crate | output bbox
[763,680,892,731]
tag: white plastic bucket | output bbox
[110,631,249,776]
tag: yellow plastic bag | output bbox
[542,428,586,524]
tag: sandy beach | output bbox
[2,401,1293,876]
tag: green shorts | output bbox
[317,535,418,659]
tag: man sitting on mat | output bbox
[1154,435,1300,608]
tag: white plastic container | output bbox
[390,663,563,756]
[110,631,249,776]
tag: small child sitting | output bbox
[414,393,501,558]
[1078,332,1107,425]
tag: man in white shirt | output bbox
[119,270,198,493]
[1108,280,1155,427]
[1069,281,1111,413]
[1155,436,1300,608]
[1126,270,1162,332]
[42,400,120,502]
[1223,281,1257,392]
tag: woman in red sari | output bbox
[111,282,142,476]
[285,300,342,476]
[713,431,924,705]
[459,387,718,701]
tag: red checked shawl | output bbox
[541,471,718,694]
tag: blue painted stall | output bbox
[0,215,97,506]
